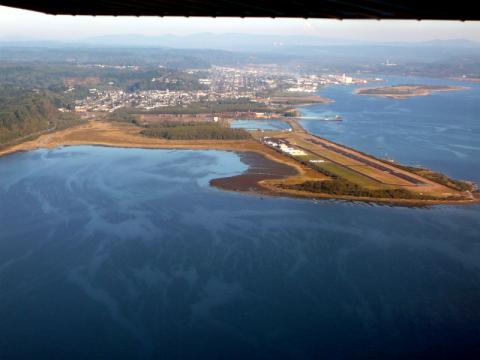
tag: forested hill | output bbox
[0,89,84,145]
[0,60,208,146]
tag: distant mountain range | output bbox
[1,34,479,71]
[1,33,479,52]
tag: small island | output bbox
[356,85,467,99]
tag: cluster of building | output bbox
[285,73,369,92]
[78,64,141,71]
[285,75,319,93]
[72,64,376,113]
[203,66,283,95]
[262,137,308,156]
[204,66,367,94]
[74,88,257,112]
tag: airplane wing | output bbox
[0,0,478,20]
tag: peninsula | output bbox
[1,118,477,206]
[356,85,467,99]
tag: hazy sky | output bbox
[0,5,479,42]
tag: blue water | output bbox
[300,75,480,183]
[1,76,480,359]
[231,119,291,131]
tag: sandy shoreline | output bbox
[0,121,477,206]
[0,120,320,190]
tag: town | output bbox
[73,65,375,112]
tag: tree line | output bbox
[141,121,250,140]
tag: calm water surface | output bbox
[300,75,480,183]
[231,119,291,131]
[1,76,480,359]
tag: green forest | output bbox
[141,121,251,140]
[0,62,205,145]
[0,64,205,95]
[394,164,474,192]
[283,179,442,200]
[0,89,84,145]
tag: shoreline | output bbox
[211,155,479,207]
[0,121,478,206]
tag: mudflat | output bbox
[210,151,298,193]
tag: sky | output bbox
[0,5,479,43]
